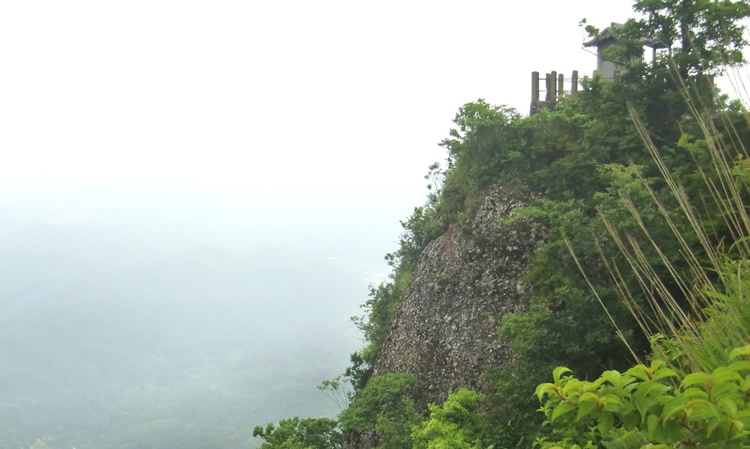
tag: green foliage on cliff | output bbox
[258,2,750,449]
[253,417,342,449]
[339,373,421,448]
[412,388,489,449]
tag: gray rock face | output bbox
[343,185,541,449]
[373,184,541,408]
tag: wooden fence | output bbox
[530,71,580,115]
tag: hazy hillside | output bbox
[0,224,368,448]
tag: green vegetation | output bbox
[253,417,342,449]
[412,388,489,449]
[259,2,750,449]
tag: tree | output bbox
[412,389,488,449]
[616,0,750,76]
[642,0,749,72]
[252,417,342,449]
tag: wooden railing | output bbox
[530,71,580,115]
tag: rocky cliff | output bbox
[345,184,542,448]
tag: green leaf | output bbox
[681,387,709,400]
[685,399,719,421]
[625,365,650,382]
[729,345,750,361]
[742,375,750,393]
[661,396,689,423]
[652,368,678,382]
[712,367,743,384]
[728,361,750,373]
[597,412,614,436]
[681,372,712,389]
[600,370,624,387]
[601,394,623,407]
[650,360,667,371]
[718,397,738,419]
[535,383,557,401]
[551,401,576,421]
[562,378,584,396]
[635,380,657,398]
[730,419,745,438]
[577,398,598,421]
[578,392,600,403]
[647,413,665,443]
[711,380,739,400]
[706,416,722,438]
[553,367,573,385]
[635,396,658,423]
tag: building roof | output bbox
[584,22,667,49]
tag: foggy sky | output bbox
[0,0,637,264]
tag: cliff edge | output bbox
[345,184,541,448]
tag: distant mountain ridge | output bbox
[0,224,369,449]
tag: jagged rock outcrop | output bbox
[370,184,541,407]
[346,184,542,448]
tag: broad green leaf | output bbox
[742,375,750,393]
[601,394,622,407]
[622,410,641,429]
[729,345,750,361]
[635,396,658,422]
[577,398,598,421]
[731,419,745,437]
[625,365,650,382]
[535,383,557,401]
[601,370,624,387]
[661,395,689,423]
[649,382,671,396]
[685,399,719,421]
[580,380,597,392]
[662,420,684,444]
[650,360,666,372]
[681,372,712,389]
[647,413,665,443]
[551,401,576,421]
[652,368,678,382]
[711,381,739,400]
[718,397,738,418]
[635,380,657,398]
[706,416,722,438]
[621,375,637,388]
[553,367,573,385]
[562,378,583,396]
[591,377,607,389]
[728,361,750,373]
[624,381,640,393]
[681,387,709,400]
[578,392,600,403]
[597,412,614,436]
[712,367,743,384]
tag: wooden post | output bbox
[571,70,578,95]
[557,73,564,99]
[546,71,557,104]
[531,71,540,115]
